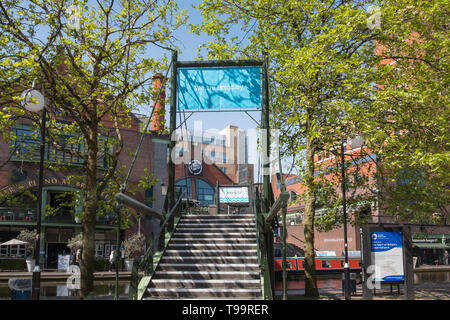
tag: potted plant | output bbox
[17,229,37,272]
[122,233,146,271]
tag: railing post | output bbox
[143,235,154,275]
[168,210,174,233]
[158,221,166,252]
[128,258,141,300]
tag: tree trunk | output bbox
[80,130,99,299]
[303,128,319,298]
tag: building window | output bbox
[5,244,26,258]
[286,212,303,225]
[321,260,332,268]
[95,241,117,259]
[0,245,8,257]
[196,179,215,206]
[11,125,109,168]
[220,167,227,174]
[176,178,192,199]
[45,191,75,223]
[145,187,154,208]
[11,127,39,160]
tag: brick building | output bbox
[0,96,169,269]
[272,140,450,264]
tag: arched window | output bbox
[196,179,215,206]
[176,178,192,198]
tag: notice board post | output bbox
[361,224,414,300]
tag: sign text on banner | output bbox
[219,186,250,204]
[370,231,405,282]
[177,67,261,111]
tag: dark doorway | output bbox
[46,243,70,269]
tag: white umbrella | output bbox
[0,238,27,246]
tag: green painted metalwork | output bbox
[265,191,289,225]
[253,186,273,300]
[127,193,185,300]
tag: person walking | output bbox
[75,249,81,268]
[109,250,115,272]
[445,250,449,265]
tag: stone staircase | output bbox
[145,214,262,299]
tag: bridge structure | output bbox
[114,51,291,300]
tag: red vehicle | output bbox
[274,256,361,273]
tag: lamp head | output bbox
[21,89,45,112]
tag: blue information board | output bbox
[177,66,261,110]
[370,231,404,282]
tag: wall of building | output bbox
[0,115,169,265]
[284,225,361,255]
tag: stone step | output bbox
[179,220,255,226]
[149,278,261,289]
[152,270,260,280]
[157,263,260,272]
[145,211,261,300]
[145,287,261,299]
[167,243,257,250]
[163,249,257,257]
[183,214,254,219]
[173,232,256,238]
[177,224,255,230]
[176,227,256,233]
[169,237,257,244]
[178,222,255,226]
[160,256,258,264]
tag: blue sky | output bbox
[143,0,261,132]
[137,0,265,169]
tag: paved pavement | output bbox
[1,265,449,300]
[275,281,450,300]
[275,265,450,300]
[0,271,133,282]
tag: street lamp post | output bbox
[339,135,364,300]
[21,82,46,300]
[340,138,351,300]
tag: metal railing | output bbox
[0,207,36,222]
[128,192,185,300]
[253,186,274,300]
[0,207,115,226]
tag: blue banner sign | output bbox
[177,67,261,110]
[370,231,404,282]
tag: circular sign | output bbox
[188,160,202,175]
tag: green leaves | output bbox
[195,0,448,225]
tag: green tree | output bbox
[363,0,449,224]
[194,0,380,298]
[0,0,186,298]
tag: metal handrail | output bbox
[128,192,185,300]
[160,193,184,234]
[253,186,273,300]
